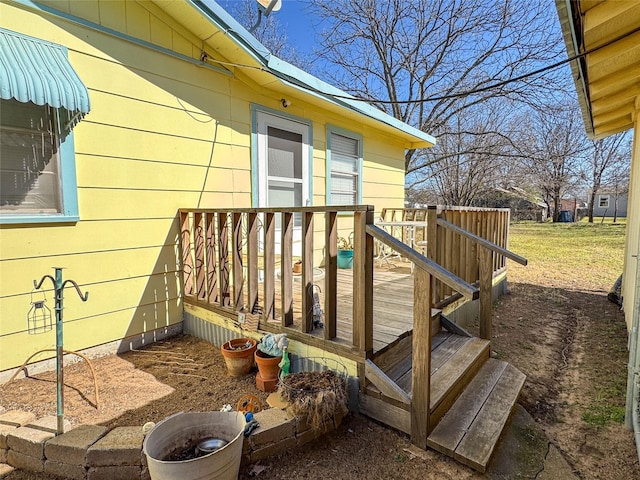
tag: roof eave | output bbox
[555,0,596,139]
[181,0,435,148]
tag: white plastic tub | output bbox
[143,411,246,480]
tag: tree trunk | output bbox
[588,190,596,223]
[553,192,561,222]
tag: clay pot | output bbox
[220,338,257,377]
[254,350,282,381]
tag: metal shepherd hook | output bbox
[33,267,89,435]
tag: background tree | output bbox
[407,106,512,205]
[585,134,631,222]
[221,0,311,70]
[517,105,589,222]
[307,0,567,182]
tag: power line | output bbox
[205,24,640,106]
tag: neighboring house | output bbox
[554,198,588,222]
[0,0,434,377]
[556,0,640,459]
[590,191,629,218]
[473,187,548,222]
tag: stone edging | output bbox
[0,407,344,479]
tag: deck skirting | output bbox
[183,308,361,411]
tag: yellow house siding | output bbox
[0,1,415,374]
[622,102,640,330]
[97,0,127,33]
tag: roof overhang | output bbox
[152,0,435,149]
[556,0,640,139]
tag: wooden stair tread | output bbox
[427,337,490,409]
[395,334,474,392]
[427,359,526,473]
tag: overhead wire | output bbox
[200,24,640,106]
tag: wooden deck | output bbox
[178,206,526,473]
[267,265,417,353]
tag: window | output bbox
[0,28,89,224]
[598,195,609,208]
[327,128,362,205]
[1,99,80,223]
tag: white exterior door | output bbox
[256,111,310,255]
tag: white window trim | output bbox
[598,195,610,208]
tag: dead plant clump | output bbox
[278,370,348,430]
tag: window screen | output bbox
[329,132,360,205]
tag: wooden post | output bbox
[218,212,230,307]
[478,247,493,341]
[179,211,194,297]
[232,212,244,311]
[302,212,314,333]
[353,208,373,354]
[247,212,258,314]
[452,209,461,279]
[325,211,338,340]
[411,267,432,447]
[263,212,276,321]
[205,212,219,304]
[282,212,294,327]
[194,212,206,300]
[426,207,438,304]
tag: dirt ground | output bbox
[2,260,639,479]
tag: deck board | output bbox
[266,266,416,353]
[429,338,490,410]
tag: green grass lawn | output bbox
[507,219,627,291]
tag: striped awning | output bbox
[0,27,90,122]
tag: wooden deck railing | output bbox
[381,206,513,305]
[366,223,478,447]
[179,206,375,358]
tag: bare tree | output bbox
[307,0,566,179]
[408,106,513,205]
[221,0,312,70]
[518,106,589,222]
[585,134,631,222]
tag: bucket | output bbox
[337,249,353,269]
[143,411,246,480]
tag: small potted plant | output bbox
[255,333,288,392]
[337,232,354,269]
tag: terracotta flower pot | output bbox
[254,350,282,392]
[220,338,257,377]
[254,350,282,380]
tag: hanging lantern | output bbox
[27,289,52,334]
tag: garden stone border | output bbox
[0,407,345,479]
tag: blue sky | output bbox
[262,0,317,55]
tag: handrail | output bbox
[179,205,372,214]
[366,224,479,300]
[436,218,528,266]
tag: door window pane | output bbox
[267,127,302,179]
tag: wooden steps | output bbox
[360,332,525,473]
[427,358,526,473]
